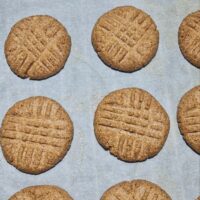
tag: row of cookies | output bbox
[0,86,199,175]
[7,180,200,200]
[4,6,200,81]
[6,180,172,200]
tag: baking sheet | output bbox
[0,0,200,199]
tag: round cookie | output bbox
[197,196,200,200]
[9,185,73,200]
[177,85,200,154]
[0,96,73,174]
[5,15,71,80]
[100,180,172,200]
[92,6,159,72]
[94,88,170,162]
[178,10,200,69]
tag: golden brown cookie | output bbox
[94,88,170,162]
[9,185,73,200]
[197,196,200,200]
[178,10,200,69]
[0,96,73,174]
[100,180,172,200]
[177,85,200,154]
[92,6,159,72]
[5,15,71,80]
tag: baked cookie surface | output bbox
[94,88,170,162]
[5,15,71,79]
[100,180,172,200]
[179,10,200,69]
[0,96,73,174]
[177,85,200,154]
[9,185,73,200]
[92,6,159,72]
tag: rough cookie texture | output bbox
[179,10,200,69]
[0,96,73,174]
[100,180,172,200]
[94,88,170,162]
[9,185,73,200]
[197,196,200,200]
[5,15,71,79]
[177,85,200,154]
[92,6,159,72]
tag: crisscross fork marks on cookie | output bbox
[5,15,71,79]
[11,25,61,75]
[94,88,169,161]
[92,6,159,72]
[99,12,153,51]
[1,99,69,147]
[178,86,200,154]
[101,180,172,200]
[178,11,200,68]
[99,14,152,63]
[98,91,164,140]
[0,96,73,174]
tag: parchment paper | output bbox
[0,0,199,199]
